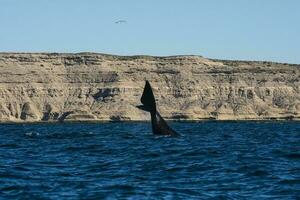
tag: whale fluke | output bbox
[140,81,156,112]
[138,81,179,136]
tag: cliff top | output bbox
[0,52,299,66]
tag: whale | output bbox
[137,81,179,136]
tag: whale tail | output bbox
[137,80,179,136]
[138,80,156,112]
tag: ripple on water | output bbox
[24,131,40,137]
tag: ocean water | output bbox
[0,121,299,199]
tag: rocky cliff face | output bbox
[0,53,299,122]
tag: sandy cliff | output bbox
[0,53,299,122]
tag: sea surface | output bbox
[0,121,299,199]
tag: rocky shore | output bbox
[0,53,299,122]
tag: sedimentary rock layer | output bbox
[0,53,299,122]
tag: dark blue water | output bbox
[0,121,299,199]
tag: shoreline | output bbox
[0,117,299,124]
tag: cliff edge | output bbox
[0,53,299,122]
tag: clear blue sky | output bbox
[1,0,299,63]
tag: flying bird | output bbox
[115,20,127,24]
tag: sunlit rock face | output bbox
[0,53,299,122]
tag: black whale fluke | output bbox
[138,81,179,136]
[140,81,156,112]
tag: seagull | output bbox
[115,20,127,24]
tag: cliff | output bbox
[0,53,299,122]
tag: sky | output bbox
[0,0,299,63]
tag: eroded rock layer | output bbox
[0,53,299,122]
